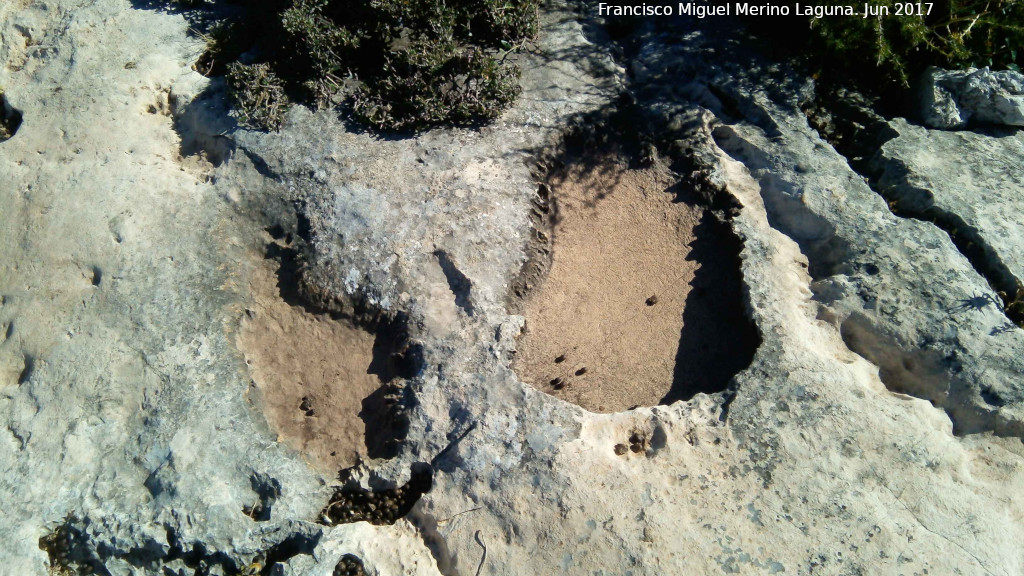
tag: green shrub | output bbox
[810,0,1024,85]
[180,0,539,132]
[353,41,522,130]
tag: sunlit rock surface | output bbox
[1,2,1023,575]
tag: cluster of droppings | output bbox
[544,353,590,393]
[320,466,433,526]
[614,431,649,456]
[333,554,367,576]
[38,518,82,576]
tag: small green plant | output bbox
[226,63,289,131]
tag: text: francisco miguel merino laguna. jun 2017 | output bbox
[597,1,936,18]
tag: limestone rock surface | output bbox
[918,66,1024,129]
[1,2,1024,576]
[873,118,1024,301]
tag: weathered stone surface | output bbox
[2,3,1024,576]
[918,66,1024,129]
[0,1,335,573]
[873,118,1024,301]
[631,28,1024,438]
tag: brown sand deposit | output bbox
[238,249,382,473]
[514,157,757,412]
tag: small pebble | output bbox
[575,367,587,376]
[614,444,628,456]
[646,295,658,306]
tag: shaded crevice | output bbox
[404,508,458,576]
[163,527,243,575]
[434,250,474,316]
[240,146,280,180]
[702,83,784,140]
[258,532,321,576]
[244,473,282,522]
[802,84,1024,327]
[718,389,738,423]
[662,211,760,403]
[18,354,35,385]
[361,314,422,460]
[39,516,320,576]
[359,376,414,461]
[0,92,22,142]
[874,166,1024,327]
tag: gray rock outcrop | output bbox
[873,118,1024,304]
[918,65,1024,129]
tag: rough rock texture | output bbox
[917,66,1024,129]
[2,3,1024,576]
[631,29,1024,438]
[0,1,340,574]
[873,119,1024,304]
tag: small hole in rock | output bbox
[243,473,281,522]
[0,92,23,142]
